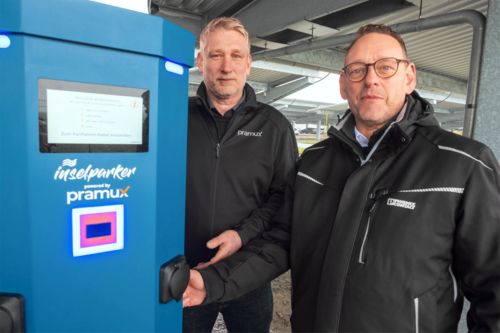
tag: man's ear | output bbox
[405,62,417,94]
[196,52,203,73]
[339,73,348,100]
[246,54,252,76]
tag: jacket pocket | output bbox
[414,289,437,333]
[414,298,419,333]
[358,215,371,264]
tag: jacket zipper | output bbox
[210,142,221,237]
[358,202,377,264]
[209,111,242,236]
[216,142,220,158]
[358,189,388,264]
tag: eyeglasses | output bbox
[342,57,409,82]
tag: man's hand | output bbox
[195,230,242,269]
[182,269,206,308]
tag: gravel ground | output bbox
[270,271,292,333]
[213,270,292,333]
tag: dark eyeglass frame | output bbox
[342,57,410,82]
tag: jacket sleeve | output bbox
[452,146,500,331]
[199,163,295,303]
[233,122,298,245]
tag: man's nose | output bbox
[220,56,233,72]
[364,65,379,85]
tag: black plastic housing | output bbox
[160,255,189,303]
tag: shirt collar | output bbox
[354,127,369,147]
[206,89,246,115]
[352,101,408,148]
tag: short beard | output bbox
[207,86,232,101]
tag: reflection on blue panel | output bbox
[165,60,184,75]
[0,35,11,48]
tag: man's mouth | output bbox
[362,94,383,100]
[218,77,235,81]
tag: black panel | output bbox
[0,293,25,333]
[312,0,415,29]
[219,0,255,17]
[251,45,267,54]
[260,29,311,44]
[160,255,189,303]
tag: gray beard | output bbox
[208,88,232,101]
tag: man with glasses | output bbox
[184,24,500,332]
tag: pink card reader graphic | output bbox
[72,205,124,257]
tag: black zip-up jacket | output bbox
[200,92,500,332]
[185,83,298,267]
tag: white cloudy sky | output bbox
[288,72,345,105]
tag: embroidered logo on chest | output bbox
[237,130,263,137]
[386,198,416,210]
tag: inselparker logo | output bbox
[54,159,136,182]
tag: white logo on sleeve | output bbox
[387,198,416,210]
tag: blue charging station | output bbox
[0,0,194,331]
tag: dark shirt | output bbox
[206,92,246,141]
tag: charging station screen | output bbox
[39,79,149,152]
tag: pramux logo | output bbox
[53,159,137,205]
[66,184,130,205]
[237,130,262,137]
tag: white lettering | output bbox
[66,188,128,205]
[67,192,78,204]
[54,159,137,182]
[237,130,263,137]
[387,198,416,210]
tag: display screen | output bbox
[39,79,149,152]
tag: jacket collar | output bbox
[328,91,439,163]
[330,91,438,138]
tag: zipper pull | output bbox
[369,188,389,200]
[216,143,220,158]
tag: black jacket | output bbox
[185,83,298,267]
[200,92,500,332]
